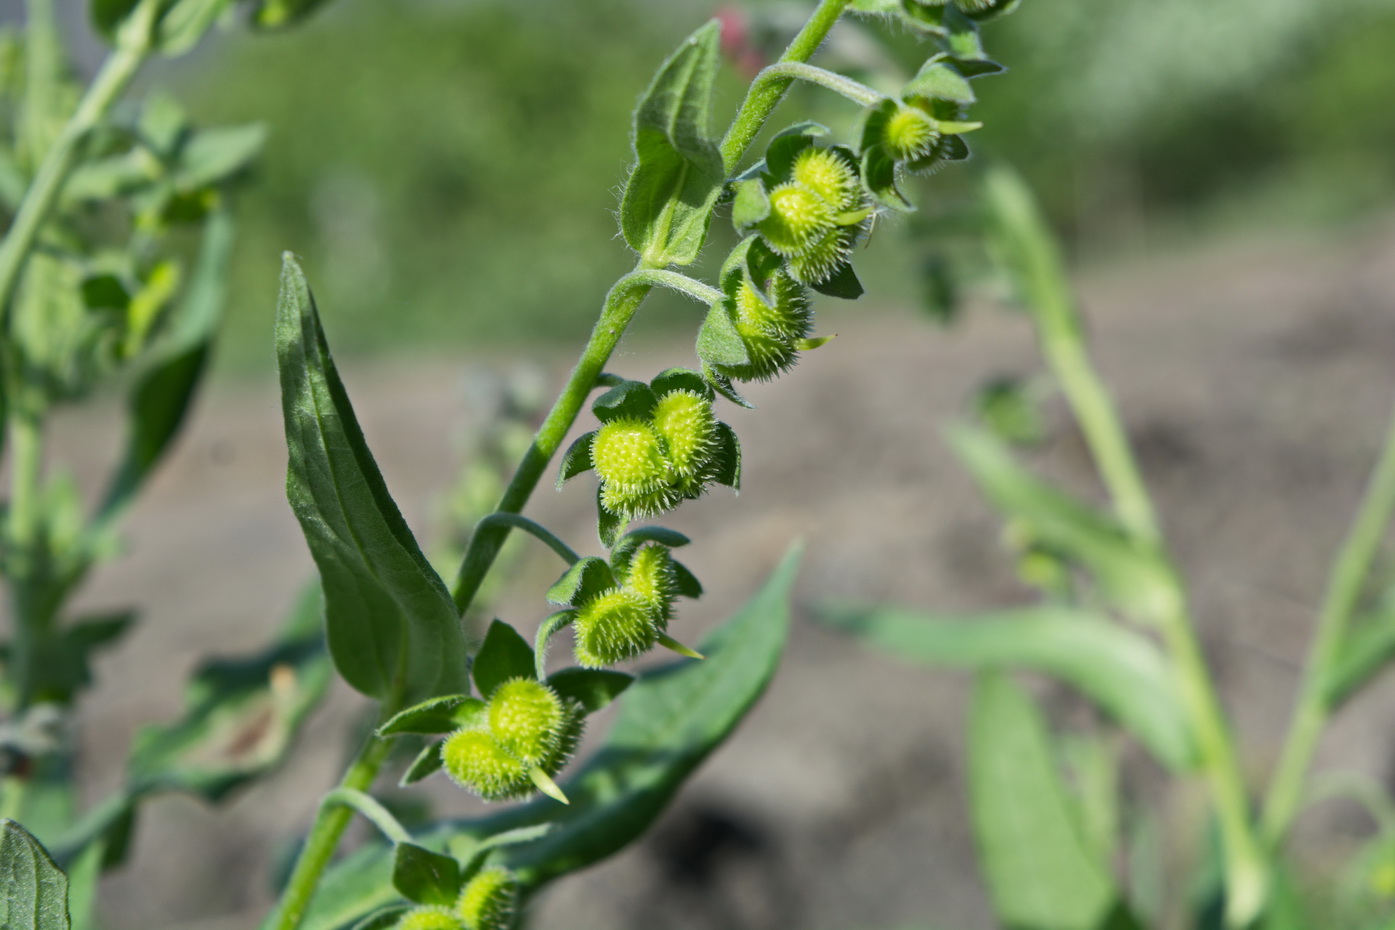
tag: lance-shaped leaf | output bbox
[471,621,536,698]
[284,545,800,930]
[970,673,1119,930]
[173,123,267,189]
[545,668,634,714]
[1322,603,1395,709]
[619,21,725,267]
[99,209,233,524]
[0,820,70,930]
[823,605,1196,771]
[950,426,1176,622]
[276,255,469,704]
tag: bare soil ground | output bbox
[38,214,1395,929]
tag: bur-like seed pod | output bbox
[882,104,941,163]
[440,728,530,801]
[758,182,836,258]
[456,867,519,930]
[623,543,679,623]
[572,588,660,667]
[591,418,677,518]
[650,390,717,479]
[790,147,863,213]
[714,271,813,382]
[395,905,466,930]
[785,225,858,286]
[487,679,567,766]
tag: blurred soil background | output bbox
[6,0,1395,927]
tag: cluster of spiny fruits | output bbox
[395,867,518,930]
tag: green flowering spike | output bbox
[572,588,660,667]
[440,729,531,801]
[651,390,717,479]
[395,905,465,930]
[487,679,566,766]
[457,868,519,930]
[758,182,836,258]
[790,147,863,213]
[590,418,677,518]
[622,543,680,623]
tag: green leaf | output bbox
[969,673,1117,930]
[1322,603,1395,709]
[810,262,864,300]
[949,426,1176,621]
[31,612,136,704]
[377,695,479,737]
[591,380,657,424]
[546,557,617,608]
[173,123,267,189]
[400,742,444,787]
[619,21,725,266]
[99,209,233,523]
[730,179,770,231]
[471,621,535,698]
[823,605,1195,770]
[672,562,703,599]
[696,303,750,371]
[154,0,231,56]
[126,585,332,800]
[545,668,634,714]
[0,820,70,930]
[707,421,741,490]
[391,843,461,907]
[861,142,911,212]
[555,432,595,487]
[287,545,799,930]
[597,486,624,548]
[903,58,977,106]
[90,0,141,39]
[648,368,713,401]
[250,0,337,29]
[276,255,469,705]
[609,526,691,574]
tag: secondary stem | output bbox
[1261,401,1395,847]
[7,401,46,710]
[266,733,395,930]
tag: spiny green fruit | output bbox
[714,272,813,382]
[651,390,717,479]
[487,679,566,766]
[456,867,519,930]
[882,104,941,163]
[396,905,466,930]
[758,182,836,257]
[573,588,660,667]
[591,419,677,518]
[440,728,530,801]
[623,543,679,623]
[785,225,857,285]
[791,147,862,213]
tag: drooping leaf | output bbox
[545,668,634,714]
[949,426,1176,621]
[810,262,864,300]
[286,545,800,930]
[555,432,596,487]
[823,604,1195,770]
[99,209,233,523]
[545,558,617,608]
[619,21,725,266]
[471,621,536,698]
[173,123,267,189]
[591,380,657,424]
[377,695,478,737]
[729,179,770,231]
[391,843,461,907]
[276,255,470,704]
[0,820,70,930]
[969,673,1118,930]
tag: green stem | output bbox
[1261,402,1395,847]
[719,0,854,174]
[988,166,1266,925]
[474,512,580,566]
[321,788,411,846]
[451,1,853,616]
[753,62,885,109]
[7,402,45,710]
[0,7,154,326]
[266,733,394,930]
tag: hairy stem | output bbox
[266,733,395,930]
[720,0,854,174]
[321,788,411,846]
[474,512,580,566]
[7,402,45,710]
[753,62,885,109]
[1261,402,1395,847]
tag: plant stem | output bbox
[753,62,885,109]
[7,402,46,710]
[451,0,853,617]
[474,512,580,565]
[266,733,395,930]
[1261,402,1395,847]
[0,13,152,326]
[321,788,411,845]
[987,167,1266,924]
[720,0,853,174]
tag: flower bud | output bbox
[713,272,812,382]
[573,588,660,667]
[440,728,530,801]
[487,679,567,767]
[758,182,836,258]
[623,543,679,623]
[591,419,677,518]
[882,104,941,163]
[396,905,465,930]
[456,867,519,930]
[650,390,717,480]
[790,147,863,213]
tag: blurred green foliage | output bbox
[160,0,1395,369]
